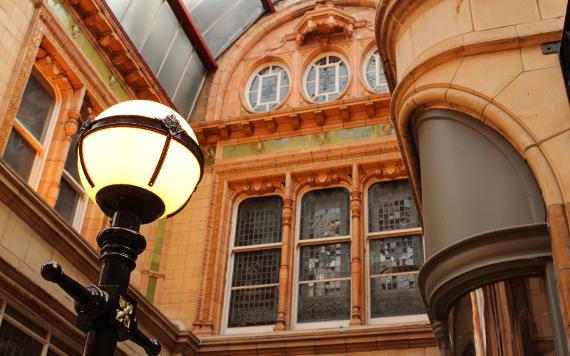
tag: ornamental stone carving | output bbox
[293,1,358,45]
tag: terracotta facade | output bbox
[3,0,567,355]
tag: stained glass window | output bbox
[300,188,350,240]
[247,65,289,112]
[297,243,351,323]
[368,180,419,232]
[297,188,351,324]
[227,196,282,328]
[235,196,282,246]
[305,55,349,103]
[368,181,425,318]
[364,50,389,93]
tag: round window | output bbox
[246,65,290,112]
[304,54,349,103]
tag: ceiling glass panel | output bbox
[105,0,132,21]
[172,53,206,116]
[157,31,194,97]
[140,3,179,73]
[202,0,264,57]
[120,0,162,49]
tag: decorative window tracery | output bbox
[304,55,349,103]
[246,65,289,112]
[364,50,388,93]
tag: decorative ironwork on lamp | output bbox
[41,100,204,356]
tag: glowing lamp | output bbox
[77,100,204,224]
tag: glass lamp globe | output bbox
[76,100,204,224]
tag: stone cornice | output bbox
[198,323,435,353]
[61,0,173,105]
[192,94,391,145]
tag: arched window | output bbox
[224,196,283,332]
[304,55,349,103]
[367,180,425,319]
[2,70,58,186]
[246,65,289,112]
[295,188,351,326]
[363,50,388,93]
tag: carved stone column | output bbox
[275,172,293,331]
[350,163,362,325]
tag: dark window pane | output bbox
[232,249,280,287]
[228,286,278,327]
[0,319,43,356]
[54,178,80,224]
[370,274,424,317]
[300,188,349,240]
[299,243,350,281]
[50,335,81,356]
[370,236,424,275]
[3,130,35,181]
[63,135,80,182]
[5,306,46,338]
[368,180,419,232]
[298,280,351,322]
[16,73,54,143]
[235,196,282,246]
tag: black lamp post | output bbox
[40,100,204,356]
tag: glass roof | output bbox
[105,0,280,117]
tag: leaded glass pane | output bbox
[300,188,350,240]
[228,286,278,327]
[3,130,36,181]
[307,67,316,82]
[370,236,423,275]
[16,73,54,143]
[232,249,280,287]
[370,274,424,317]
[365,51,389,93]
[299,243,350,281]
[247,66,289,111]
[298,280,351,322]
[0,320,43,356]
[368,181,419,232]
[54,177,80,224]
[318,65,335,94]
[260,76,278,103]
[235,196,282,246]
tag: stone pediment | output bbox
[294,2,357,45]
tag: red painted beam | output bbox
[261,0,276,13]
[166,0,218,71]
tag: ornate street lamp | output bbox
[40,100,204,355]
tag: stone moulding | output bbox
[192,94,390,145]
